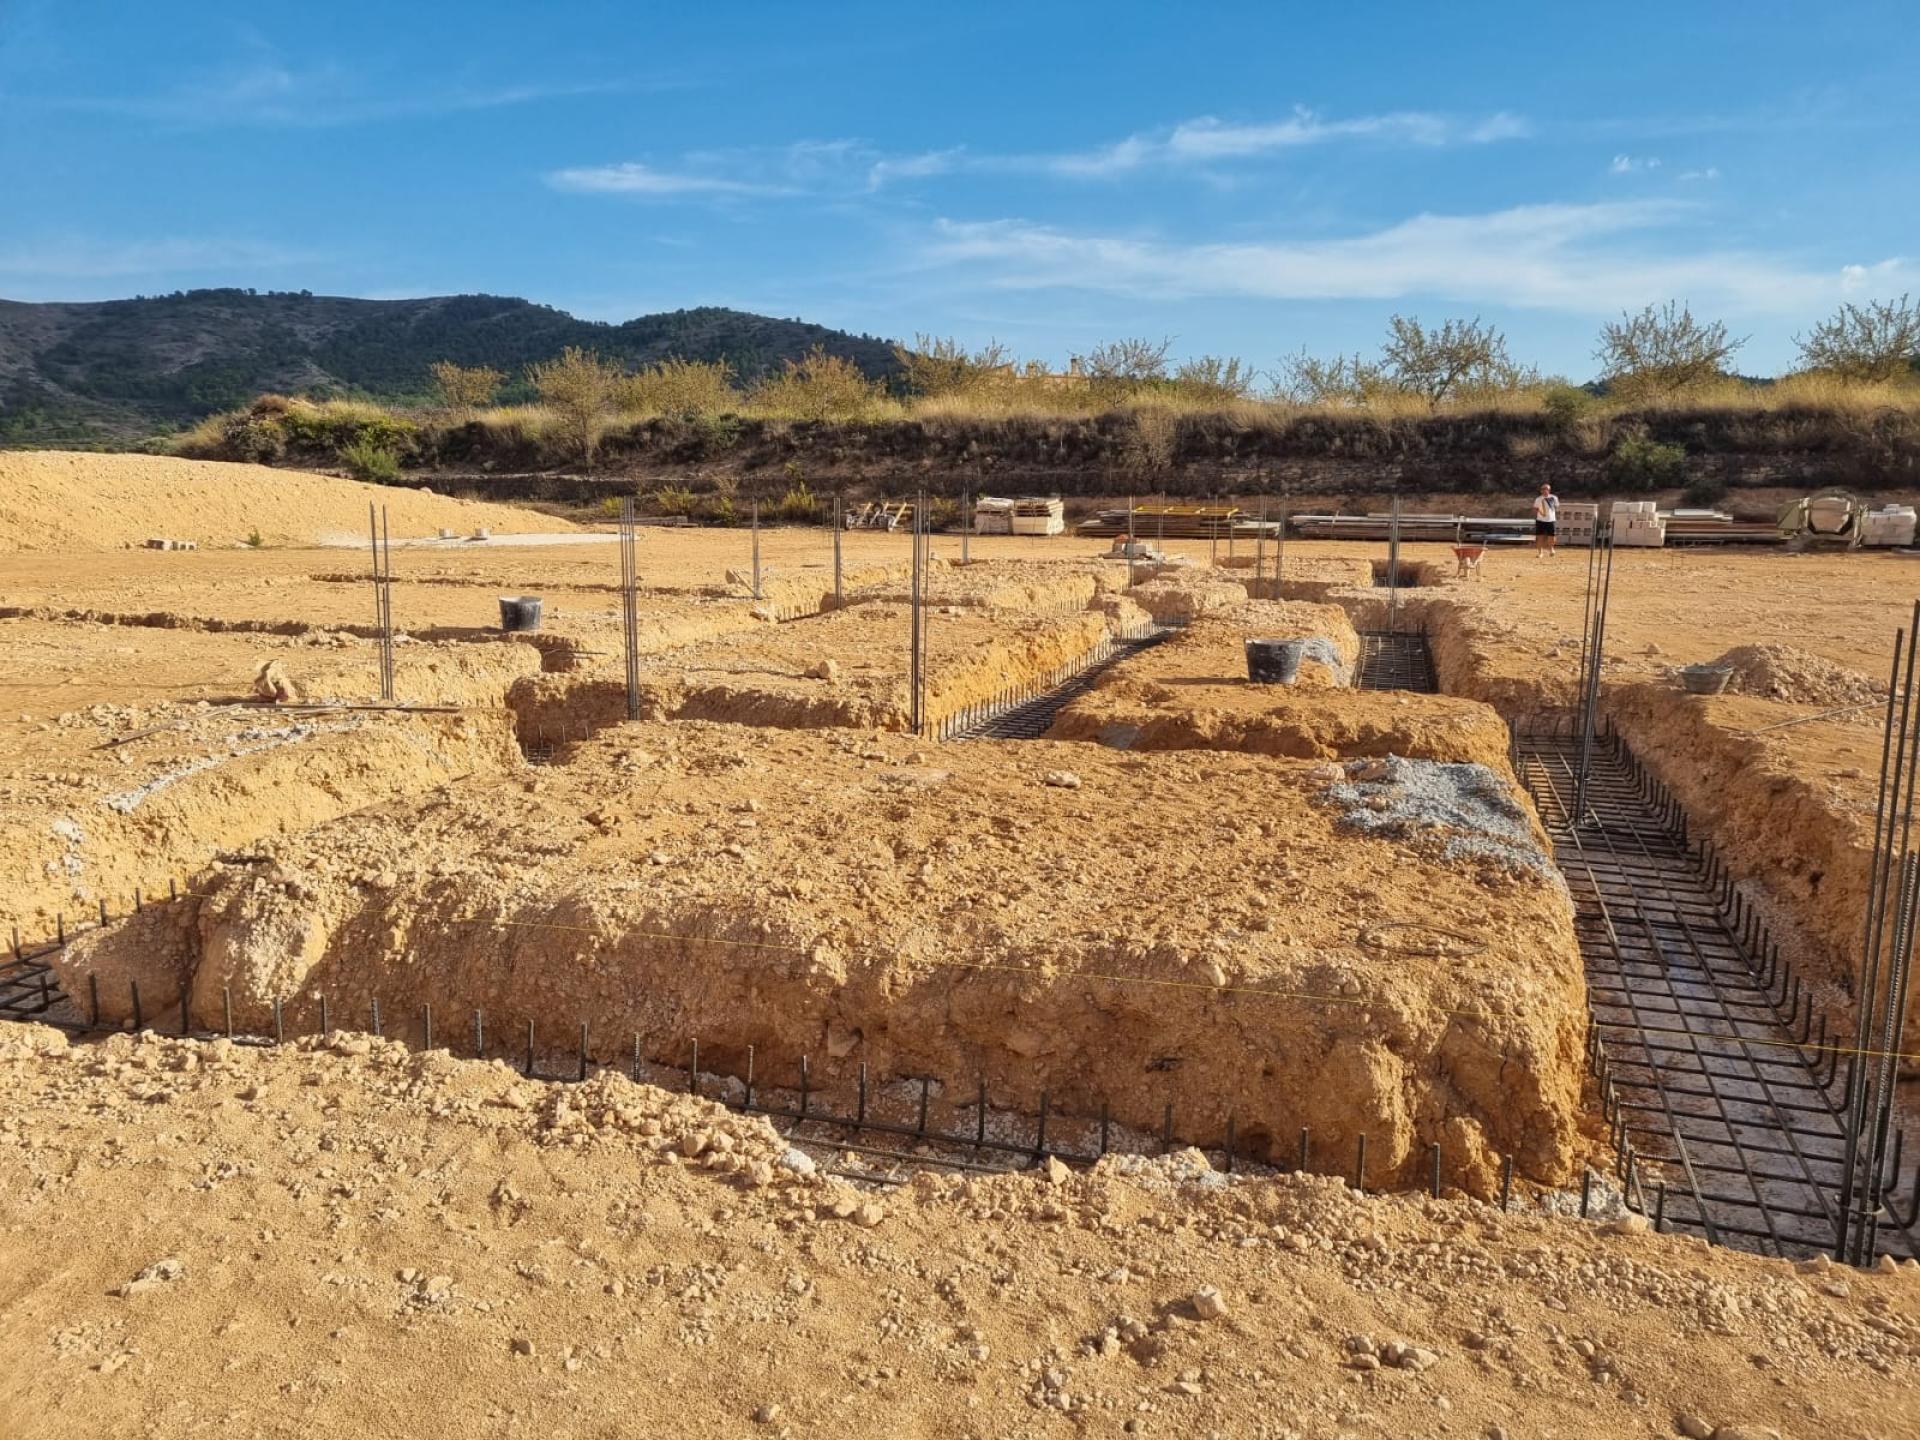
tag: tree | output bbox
[1795,294,1920,383]
[525,347,621,463]
[1380,315,1522,406]
[893,334,1013,398]
[1595,301,1745,400]
[1170,356,1258,404]
[1084,337,1173,384]
[749,346,878,421]
[1275,349,1388,406]
[615,358,738,417]
[428,360,504,414]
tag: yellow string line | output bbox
[34,890,1920,1068]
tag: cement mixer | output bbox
[1778,489,1864,550]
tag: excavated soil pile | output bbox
[513,603,1121,737]
[0,452,577,551]
[1,620,538,941]
[842,556,1117,616]
[1700,643,1886,707]
[1126,570,1251,624]
[64,722,1587,1192]
[3,1023,1916,1440]
[1047,606,1515,767]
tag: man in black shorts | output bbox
[1533,483,1558,557]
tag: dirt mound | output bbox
[1703,643,1886,707]
[0,452,579,551]
[63,721,1588,1192]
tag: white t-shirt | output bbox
[1534,493,1558,521]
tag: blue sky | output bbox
[1,1,1914,379]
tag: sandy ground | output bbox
[9,454,1920,1434]
[0,452,579,550]
[2,1023,1916,1440]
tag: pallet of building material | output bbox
[1009,497,1065,536]
[1076,505,1242,539]
[973,497,1015,535]
[143,537,199,551]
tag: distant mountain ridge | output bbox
[0,289,903,441]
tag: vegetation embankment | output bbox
[154,295,1920,512]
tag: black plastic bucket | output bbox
[499,595,544,633]
[1245,637,1308,684]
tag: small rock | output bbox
[1190,1286,1228,1321]
[511,1337,535,1357]
[852,1202,886,1228]
[805,659,840,682]
[754,1403,782,1424]
[115,1258,185,1296]
[1044,1156,1070,1185]
[1606,1214,1649,1236]
[779,1147,816,1176]
[1042,770,1081,789]
[1709,1428,1782,1440]
[1675,1415,1712,1440]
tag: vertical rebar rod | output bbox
[1126,493,1137,591]
[832,495,843,606]
[620,497,641,721]
[909,491,925,737]
[961,488,970,566]
[1386,494,1401,634]
[1839,609,1920,1257]
[750,501,761,600]
[1572,524,1615,827]
[1255,498,1266,588]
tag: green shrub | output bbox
[644,484,698,517]
[1606,433,1687,490]
[705,495,738,526]
[223,413,287,464]
[1680,474,1731,508]
[1542,384,1593,427]
[340,435,402,483]
[771,482,821,522]
[691,411,742,456]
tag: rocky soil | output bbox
[2,1023,1916,1440]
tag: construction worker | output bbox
[1533,483,1559,557]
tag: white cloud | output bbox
[1057,108,1531,174]
[917,204,1912,315]
[1609,155,1662,174]
[546,162,788,198]
[0,236,313,281]
[1678,167,1722,182]
[44,49,638,129]
[556,107,1535,202]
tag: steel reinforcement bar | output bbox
[1516,717,1920,1263]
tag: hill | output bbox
[0,290,903,444]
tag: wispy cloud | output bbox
[1608,154,1662,175]
[1016,108,1531,180]
[0,235,314,282]
[552,107,1533,203]
[1678,167,1722,183]
[916,204,1911,315]
[546,162,789,198]
[42,49,641,129]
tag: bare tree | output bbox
[1274,349,1387,406]
[1595,301,1745,399]
[893,334,1013,397]
[1124,407,1179,473]
[1171,355,1259,403]
[429,360,504,415]
[525,348,622,464]
[1380,315,1522,406]
[1795,294,1920,382]
[1084,337,1173,384]
[615,358,738,417]
[749,346,878,422]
